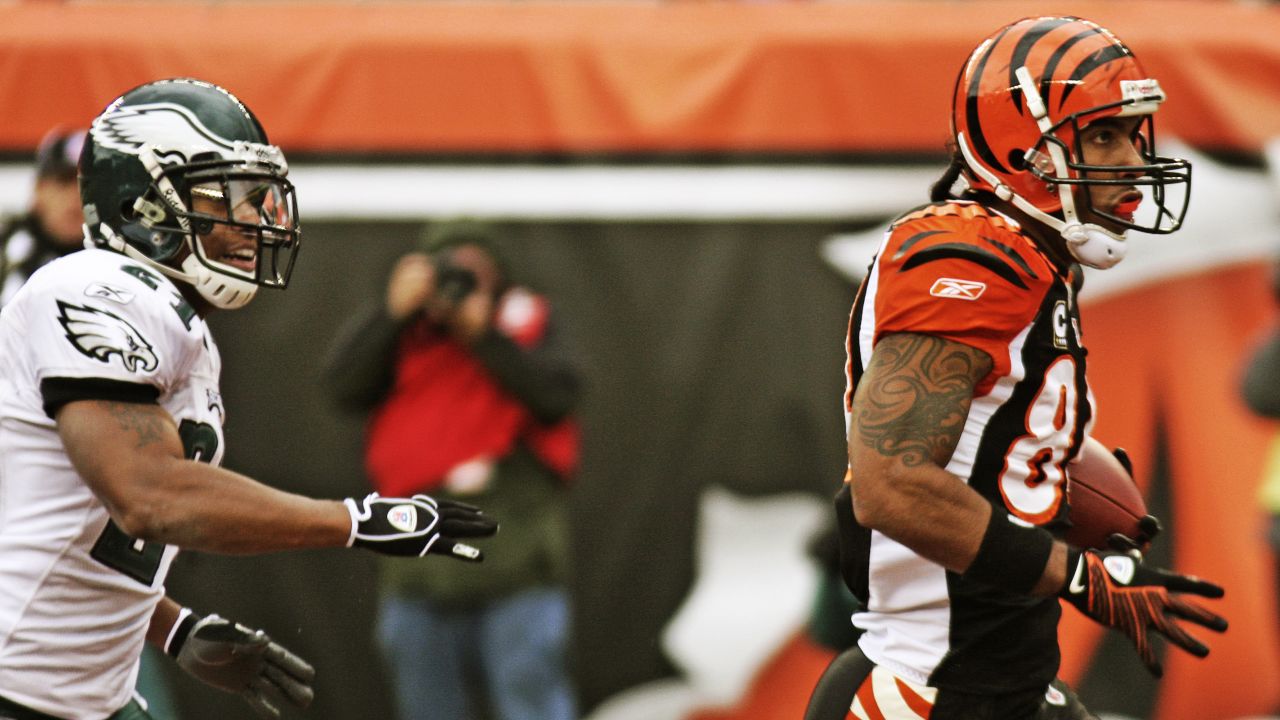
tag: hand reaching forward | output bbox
[345,492,499,559]
[169,613,314,719]
[1060,548,1228,677]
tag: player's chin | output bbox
[1083,204,1131,235]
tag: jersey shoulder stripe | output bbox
[900,242,1028,290]
[883,201,1053,291]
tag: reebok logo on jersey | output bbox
[83,282,135,306]
[387,505,418,533]
[929,278,987,300]
[57,301,159,373]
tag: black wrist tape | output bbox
[962,507,1055,595]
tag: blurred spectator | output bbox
[1241,260,1280,640]
[0,127,87,307]
[323,219,582,720]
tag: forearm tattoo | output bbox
[102,401,171,451]
[854,333,993,467]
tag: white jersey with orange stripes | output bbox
[0,249,226,720]
[839,200,1095,696]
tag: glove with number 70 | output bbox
[1059,548,1228,677]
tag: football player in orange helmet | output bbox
[806,17,1224,720]
[947,16,1190,269]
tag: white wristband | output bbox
[163,607,194,656]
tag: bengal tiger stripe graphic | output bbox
[848,666,936,719]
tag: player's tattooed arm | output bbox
[845,332,997,573]
[57,400,186,533]
[852,332,992,467]
[100,400,178,452]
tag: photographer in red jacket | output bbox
[323,219,581,720]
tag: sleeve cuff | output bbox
[163,607,199,658]
[40,377,160,419]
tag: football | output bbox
[1063,437,1146,550]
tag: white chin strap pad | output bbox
[1061,223,1127,270]
[180,255,258,310]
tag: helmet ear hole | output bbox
[1007,150,1027,171]
[118,198,140,222]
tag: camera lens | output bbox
[436,264,477,304]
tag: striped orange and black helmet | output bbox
[952,16,1189,235]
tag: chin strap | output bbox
[94,223,258,309]
[1057,222,1126,270]
[179,253,257,310]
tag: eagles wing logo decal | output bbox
[91,102,236,158]
[57,301,160,373]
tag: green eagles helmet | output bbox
[80,78,300,309]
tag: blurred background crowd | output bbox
[2,1,1279,719]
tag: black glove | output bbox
[1104,447,1162,555]
[1060,549,1228,677]
[167,612,314,719]
[344,492,498,559]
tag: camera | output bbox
[434,260,478,304]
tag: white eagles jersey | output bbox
[0,248,225,720]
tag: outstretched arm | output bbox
[58,399,497,557]
[59,399,351,554]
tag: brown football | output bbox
[1064,437,1146,550]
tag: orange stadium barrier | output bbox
[0,1,1278,154]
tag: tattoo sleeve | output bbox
[852,333,993,467]
[101,401,174,451]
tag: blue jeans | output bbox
[376,587,576,720]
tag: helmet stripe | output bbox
[1041,27,1101,112]
[1060,44,1132,109]
[965,26,1015,175]
[1008,17,1074,117]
